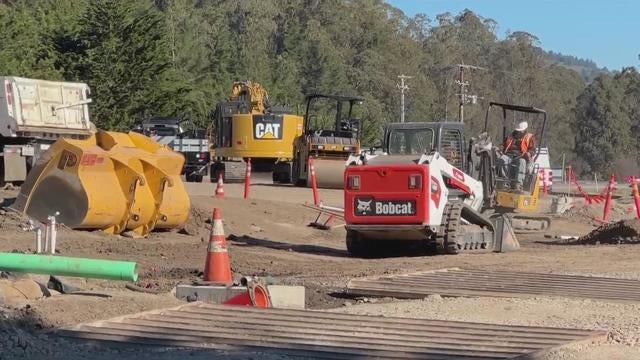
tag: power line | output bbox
[397,74,412,123]
[454,64,485,123]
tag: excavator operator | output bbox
[497,121,535,191]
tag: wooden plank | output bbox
[347,283,640,303]
[170,308,596,340]
[347,279,640,300]
[151,311,583,345]
[347,268,640,303]
[120,316,550,351]
[367,272,640,292]
[59,303,606,360]
[65,325,518,359]
[192,304,599,336]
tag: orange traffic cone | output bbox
[215,174,225,198]
[203,208,233,285]
[223,283,271,308]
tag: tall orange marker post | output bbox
[631,176,640,220]
[244,158,252,199]
[309,158,320,206]
[601,174,615,223]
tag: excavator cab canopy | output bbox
[304,94,364,140]
[482,102,549,210]
[483,102,547,163]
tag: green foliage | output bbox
[573,71,637,175]
[65,0,179,129]
[0,2,61,79]
[4,0,636,174]
[546,50,610,82]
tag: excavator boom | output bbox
[230,81,270,114]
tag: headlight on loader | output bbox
[347,175,361,190]
[409,174,422,189]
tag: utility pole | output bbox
[397,74,412,123]
[454,64,486,123]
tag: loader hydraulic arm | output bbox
[419,152,485,211]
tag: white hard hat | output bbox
[515,121,528,132]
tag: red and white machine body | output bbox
[344,152,484,229]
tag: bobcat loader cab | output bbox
[343,120,519,258]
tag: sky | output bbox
[387,0,638,70]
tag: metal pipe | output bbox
[44,221,50,253]
[48,216,57,254]
[0,253,138,281]
[35,227,42,254]
[319,203,344,213]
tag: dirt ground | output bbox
[1,178,640,359]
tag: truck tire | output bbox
[211,162,224,183]
[346,230,371,258]
[292,158,307,187]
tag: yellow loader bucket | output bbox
[12,130,190,236]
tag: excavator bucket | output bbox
[11,130,190,236]
[491,215,520,252]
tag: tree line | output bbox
[0,0,637,175]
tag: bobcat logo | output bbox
[356,199,373,214]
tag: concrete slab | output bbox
[267,285,306,309]
[175,284,306,309]
[175,284,246,303]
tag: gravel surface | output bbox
[4,184,640,359]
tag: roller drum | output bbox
[310,159,346,189]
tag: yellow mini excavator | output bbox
[209,81,304,182]
[470,102,552,233]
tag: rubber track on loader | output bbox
[436,202,494,255]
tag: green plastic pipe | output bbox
[0,253,138,281]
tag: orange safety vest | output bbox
[505,133,533,154]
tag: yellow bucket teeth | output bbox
[12,130,190,236]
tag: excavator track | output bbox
[436,201,496,254]
[211,160,246,183]
[507,214,552,234]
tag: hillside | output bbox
[545,50,610,82]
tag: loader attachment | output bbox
[11,130,190,236]
[491,215,520,252]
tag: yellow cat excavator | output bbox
[209,81,304,182]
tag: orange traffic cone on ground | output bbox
[203,208,233,285]
[223,282,271,308]
[215,174,225,198]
